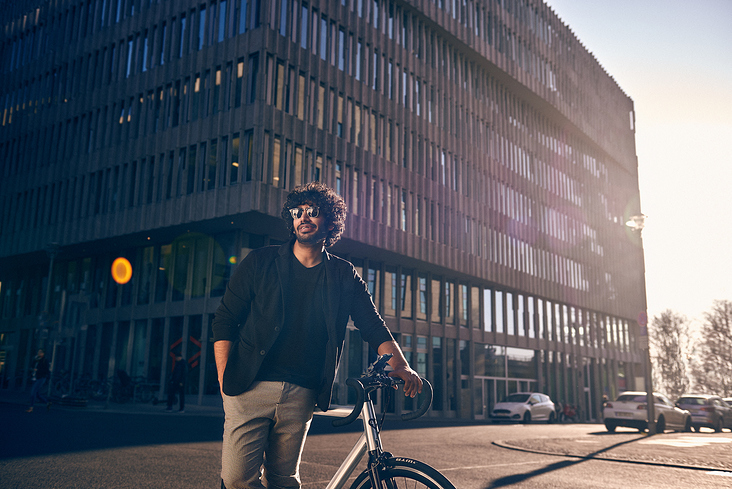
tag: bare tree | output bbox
[694,300,732,397]
[649,310,690,400]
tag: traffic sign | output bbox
[638,311,648,327]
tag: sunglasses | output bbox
[289,206,320,219]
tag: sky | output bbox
[543,0,732,325]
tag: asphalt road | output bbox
[2,400,732,488]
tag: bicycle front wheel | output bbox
[350,458,456,489]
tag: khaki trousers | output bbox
[221,381,316,489]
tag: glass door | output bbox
[474,378,497,420]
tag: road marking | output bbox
[440,460,552,472]
[639,436,732,448]
[707,471,732,477]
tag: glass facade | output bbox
[0,0,645,420]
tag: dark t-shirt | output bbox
[34,357,50,380]
[255,256,328,389]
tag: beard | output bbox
[295,223,328,245]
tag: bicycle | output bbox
[324,354,456,489]
[131,376,160,404]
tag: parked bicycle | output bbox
[325,354,456,489]
[109,370,160,404]
[88,377,111,401]
[131,376,160,404]
[50,371,95,399]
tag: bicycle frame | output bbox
[325,398,383,489]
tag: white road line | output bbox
[707,471,732,478]
[639,436,732,448]
[439,460,554,471]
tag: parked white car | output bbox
[490,392,556,424]
[603,391,691,433]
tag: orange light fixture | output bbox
[111,257,133,284]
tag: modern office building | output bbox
[0,0,646,420]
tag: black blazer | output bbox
[212,240,394,411]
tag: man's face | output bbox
[291,204,330,245]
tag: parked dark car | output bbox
[676,394,732,432]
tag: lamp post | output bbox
[625,215,656,434]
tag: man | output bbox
[166,354,187,413]
[26,349,51,412]
[212,182,422,489]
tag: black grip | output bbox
[400,378,433,421]
[332,378,365,427]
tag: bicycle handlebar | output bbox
[332,378,366,427]
[331,376,434,427]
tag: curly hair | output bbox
[281,182,347,247]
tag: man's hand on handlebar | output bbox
[388,365,423,398]
[376,341,423,398]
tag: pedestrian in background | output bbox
[166,354,187,413]
[555,400,564,423]
[26,349,51,413]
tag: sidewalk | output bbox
[0,388,225,417]
[495,432,732,472]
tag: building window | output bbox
[444,281,454,324]
[460,284,468,326]
[471,286,480,329]
[495,290,503,333]
[213,66,222,113]
[247,53,259,104]
[230,133,240,184]
[198,7,207,50]
[418,275,427,320]
[400,189,406,231]
[335,162,342,195]
[385,269,397,317]
[431,278,441,323]
[320,16,327,61]
[272,136,282,187]
[274,62,285,110]
[300,4,308,49]
[506,292,516,335]
[367,264,379,309]
[192,235,211,297]
[400,271,412,319]
[432,336,443,410]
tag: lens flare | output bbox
[228,256,237,265]
[111,257,133,284]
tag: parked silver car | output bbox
[603,391,691,433]
[490,392,556,424]
[676,394,732,432]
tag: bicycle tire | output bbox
[350,458,456,489]
[89,380,109,401]
[136,384,156,403]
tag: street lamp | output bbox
[625,214,656,434]
[625,214,647,232]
